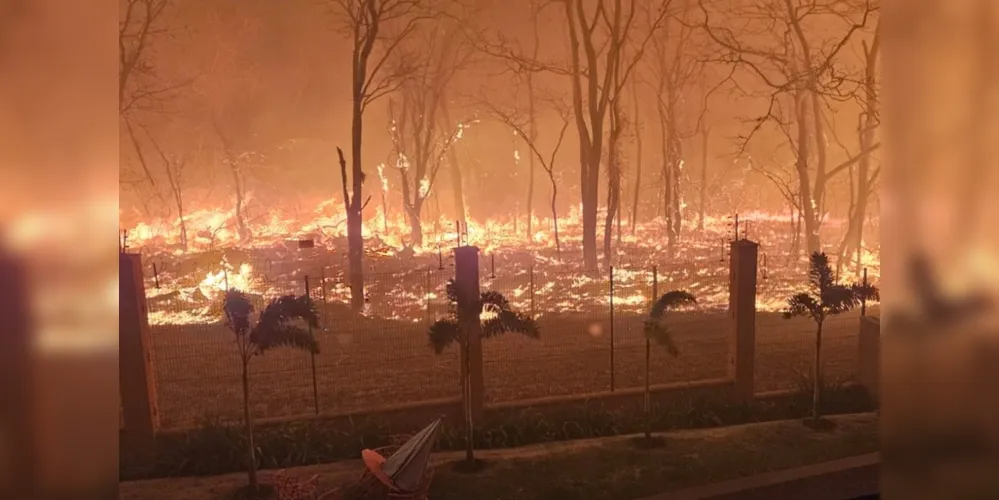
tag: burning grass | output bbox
[130,212,880,429]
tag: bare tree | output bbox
[120,0,184,197]
[645,0,716,256]
[628,75,644,234]
[699,0,878,254]
[484,98,572,258]
[211,112,254,242]
[388,21,474,247]
[838,20,880,273]
[330,0,427,311]
[562,0,671,270]
[148,137,190,251]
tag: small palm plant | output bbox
[641,290,697,440]
[428,279,540,353]
[222,290,319,497]
[428,279,538,468]
[783,252,879,424]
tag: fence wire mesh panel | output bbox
[754,310,862,394]
[481,267,613,403]
[611,265,730,391]
[147,276,318,429]
[314,268,459,418]
[145,265,460,429]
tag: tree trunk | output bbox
[177,205,188,251]
[550,182,561,259]
[440,98,467,226]
[241,361,257,489]
[813,320,823,421]
[698,127,709,231]
[794,92,821,254]
[630,79,643,235]
[408,209,424,247]
[581,155,600,270]
[840,31,880,273]
[526,77,537,238]
[347,96,367,312]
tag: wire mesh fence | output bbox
[142,252,872,429]
[146,266,460,429]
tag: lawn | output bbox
[148,306,869,429]
[119,412,879,500]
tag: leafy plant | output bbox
[223,290,320,496]
[428,279,539,354]
[783,252,879,423]
[640,291,697,439]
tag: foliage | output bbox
[123,387,874,480]
[783,252,879,324]
[223,290,320,358]
[643,290,697,355]
[428,279,540,354]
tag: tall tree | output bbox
[699,0,878,254]
[331,0,426,310]
[562,0,669,270]
[388,20,473,247]
[647,0,711,256]
[838,21,880,274]
[484,96,572,258]
[119,0,179,194]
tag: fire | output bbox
[198,257,255,300]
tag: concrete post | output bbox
[729,239,759,403]
[453,246,484,419]
[858,316,880,402]
[119,253,159,446]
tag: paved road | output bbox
[641,454,879,500]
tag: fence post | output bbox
[454,246,484,420]
[529,264,535,319]
[0,251,38,495]
[858,316,880,402]
[119,253,159,451]
[609,265,616,392]
[304,275,320,414]
[647,266,658,418]
[728,239,759,404]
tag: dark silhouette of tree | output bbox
[782,252,878,423]
[222,290,319,494]
[482,96,572,259]
[330,0,428,311]
[428,279,539,354]
[641,290,696,439]
[699,0,878,254]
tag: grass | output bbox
[147,307,868,429]
[119,412,879,500]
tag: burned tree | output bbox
[562,0,670,270]
[148,136,190,251]
[838,20,881,274]
[699,0,878,254]
[330,0,427,310]
[483,97,572,259]
[387,22,473,247]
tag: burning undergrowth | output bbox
[131,209,879,327]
